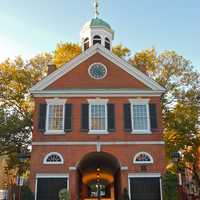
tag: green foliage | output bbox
[54,42,81,66]
[0,54,52,171]
[163,171,179,200]
[59,189,70,200]
[21,185,34,200]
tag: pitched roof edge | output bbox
[30,44,166,93]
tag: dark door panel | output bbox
[37,178,68,200]
[129,177,161,200]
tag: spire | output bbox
[94,0,100,18]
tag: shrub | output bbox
[59,188,70,200]
[163,171,179,200]
[21,185,34,200]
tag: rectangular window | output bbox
[133,105,148,130]
[129,99,151,134]
[88,99,108,134]
[48,105,64,131]
[45,99,66,134]
[91,104,106,130]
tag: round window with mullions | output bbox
[88,63,107,80]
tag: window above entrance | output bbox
[133,152,154,164]
[43,152,64,165]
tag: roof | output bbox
[84,18,112,30]
[30,43,166,94]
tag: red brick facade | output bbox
[30,46,165,199]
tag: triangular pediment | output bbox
[30,44,165,93]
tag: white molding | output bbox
[133,152,154,164]
[32,89,163,97]
[43,152,64,165]
[88,130,109,134]
[87,98,109,104]
[45,98,67,104]
[44,131,65,135]
[121,166,128,170]
[129,98,150,104]
[30,44,166,93]
[36,173,69,178]
[69,166,77,171]
[32,141,165,146]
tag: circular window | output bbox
[88,63,107,79]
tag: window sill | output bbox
[88,130,109,135]
[131,130,152,134]
[44,131,65,135]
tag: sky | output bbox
[0,0,199,70]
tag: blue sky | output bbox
[0,0,199,70]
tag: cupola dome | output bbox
[80,1,114,51]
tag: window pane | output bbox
[91,104,106,130]
[48,105,64,130]
[133,105,148,130]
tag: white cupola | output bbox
[80,0,114,51]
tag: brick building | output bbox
[30,8,166,200]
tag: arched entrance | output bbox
[77,152,121,200]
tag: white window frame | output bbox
[45,98,66,135]
[87,99,108,134]
[128,173,163,200]
[35,173,69,200]
[43,152,64,165]
[133,152,154,164]
[129,99,151,134]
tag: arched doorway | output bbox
[77,152,121,200]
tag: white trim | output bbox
[121,166,128,170]
[45,99,65,134]
[35,173,69,200]
[36,173,69,178]
[129,98,150,104]
[160,177,163,200]
[69,166,77,171]
[87,98,109,104]
[30,44,166,92]
[129,99,151,134]
[32,141,165,145]
[133,152,154,164]
[45,98,67,104]
[88,63,107,79]
[88,98,108,133]
[43,152,64,165]
[32,89,164,97]
[35,178,37,200]
[128,173,163,200]
[88,130,109,134]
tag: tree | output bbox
[112,44,131,60]
[131,48,200,188]
[0,54,52,169]
[163,170,179,200]
[54,42,81,66]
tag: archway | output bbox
[77,152,121,200]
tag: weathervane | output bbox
[94,0,100,18]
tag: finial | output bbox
[94,0,100,18]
